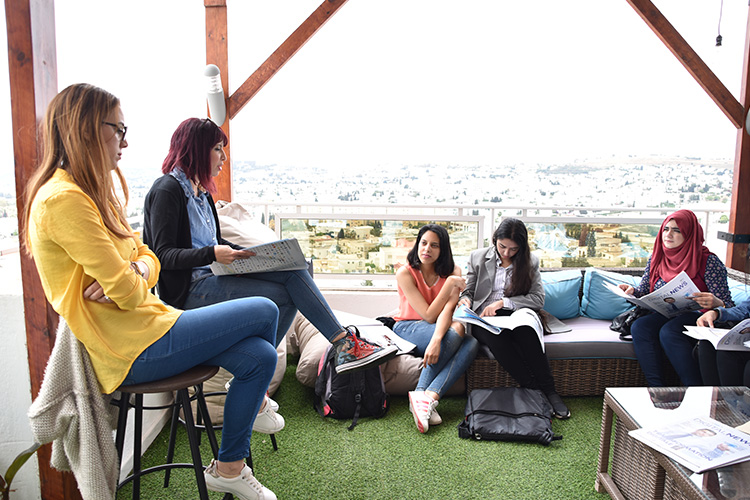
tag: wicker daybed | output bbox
[467,267,750,396]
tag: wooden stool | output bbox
[113,365,220,500]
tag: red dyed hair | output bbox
[161,118,228,194]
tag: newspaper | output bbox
[209,238,308,275]
[683,318,750,352]
[452,304,545,352]
[603,270,702,318]
[629,415,750,473]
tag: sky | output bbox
[1,0,748,183]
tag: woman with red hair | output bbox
[618,209,733,386]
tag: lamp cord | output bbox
[716,0,724,46]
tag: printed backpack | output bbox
[313,344,390,430]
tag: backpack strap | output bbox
[347,374,366,431]
[314,345,334,418]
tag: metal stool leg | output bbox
[162,396,181,488]
[176,388,210,500]
[194,384,221,457]
[114,392,130,471]
[132,394,144,499]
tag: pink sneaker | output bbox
[409,394,442,426]
[408,391,438,433]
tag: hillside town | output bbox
[0,155,734,276]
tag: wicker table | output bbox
[595,386,750,500]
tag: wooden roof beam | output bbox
[626,0,745,129]
[227,0,350,120]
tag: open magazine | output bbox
[683,318,750,352]
[356,324,416,355]
[330,311,416,355]
[452,305,545,352]
[602,270,702,318]
[629,415,750,473]
[210,238,308,275]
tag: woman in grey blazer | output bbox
[459,218,569,419]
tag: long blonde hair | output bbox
[22,83,133,253]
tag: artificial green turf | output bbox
[117,360,612,500]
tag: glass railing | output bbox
[232,201,730,283]
[0,202,732,290]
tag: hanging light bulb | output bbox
[204,64,226,126]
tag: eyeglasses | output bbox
[102,122,127,141]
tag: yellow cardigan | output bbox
[28,169,182,393]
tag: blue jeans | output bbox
[393,320,479,397]
[184,269,344,347]
[123,297,278,463]
[631,311,702,386]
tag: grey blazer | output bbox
[460,246,545,312]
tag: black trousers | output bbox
[697,340,750,386]
[471,312,558,395]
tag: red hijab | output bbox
[649,210,711,292]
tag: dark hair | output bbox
[161,118,228,194]
[493,218,532,296]
[406,224,455,277]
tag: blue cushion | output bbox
[728,278,750,307]
[541,270,582,320]
[580,268,641,320]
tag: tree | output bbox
[586,230,597,257]
[579,224,589,247]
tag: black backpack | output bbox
[313,344,390,430]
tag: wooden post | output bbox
[205,0,232,203]
[5,0,83,498]
[625,0,750,272]
[726,9,750,272]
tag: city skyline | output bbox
[1,0,747,189]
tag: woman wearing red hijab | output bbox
[618,209,734,386]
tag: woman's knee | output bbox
[463,334,479,356]
[226,337,278,381]
[631,315,662,342]
[442,328,465,350]
[232,296,279,328]
[659,314,699,347]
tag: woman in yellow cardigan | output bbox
[23,83,278,500]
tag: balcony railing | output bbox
[227,200,730,288]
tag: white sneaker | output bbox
[253,400,285,434]
[429,408,443,426]
[204,459,277,500]
[408,391,438,433]
[266,394,279,412]
[409,393,442,426]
